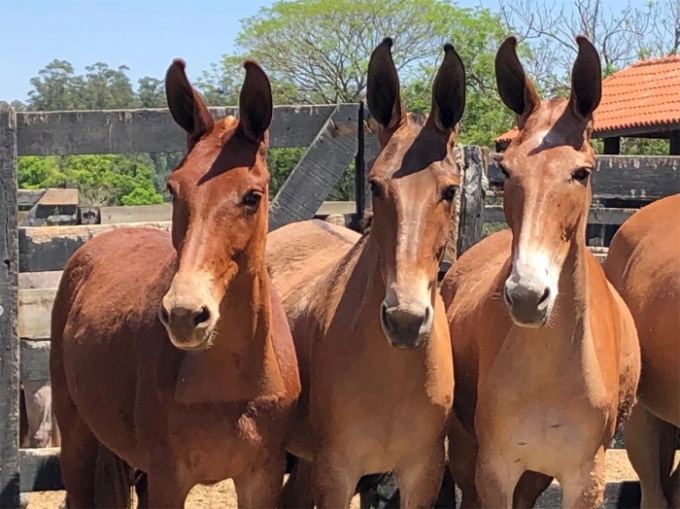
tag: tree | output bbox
[18,155,164,206]
[21,60,174,203]
[199,0,516,198]
[498,0,680,94]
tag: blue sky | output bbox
[0,0,654,103]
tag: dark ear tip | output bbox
[380,37,394,48]
[171,58,187,70]
[443,43,455,53]
[243,59,264,72]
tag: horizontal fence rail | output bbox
[2,102,680,501]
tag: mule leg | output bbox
[22,379,54,448]
[448,412,480,509]
[394,446,446,509]
[234,452,287,509]
[280,458,315,509]
[312,451,361,509]
[145,471,191,509]
[58,414,100,508]
[559,446,606,509]
[624,404,670,509]
[513,471,553,509]
[475,444,524,509]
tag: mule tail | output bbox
[658,418,679,504]
[94,443,135,509]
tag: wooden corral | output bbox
[0,101,486,505]
[1,99,679,506]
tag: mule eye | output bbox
[166,183,177,200]
[441,185,457,202]
[241,190,262,210]
[369,179,383,198]
[572,168,591,183]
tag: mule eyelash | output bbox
[369,179,384,198]
[572,168,591,183]
[498,164,511,179]
[441,185,457,202]
[241,190,263,210]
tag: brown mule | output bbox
[441,36,641,509]
[604,193,680,509]
[50,58,300,508]
[266,38,465,508]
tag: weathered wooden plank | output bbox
[0,101,21,507]
[488,153,680,199]
[484,204,637,225]
[18,189,45,208]
[19,221,172,273]
[269,104,361,231]
[99,204,172,224]
[19,271,62,290]
[17,105,343,156]
[457,146,486,256]
[99,201,357,225]
[19,447,63,492]
[18,289,56,340]
[20,341,50,381]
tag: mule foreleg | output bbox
[394,445,447,509]
[234,451,287,509]
[311,450,362,509]
[475,444,525,509]
[559,446,606,509]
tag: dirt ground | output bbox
[25,450,680,509]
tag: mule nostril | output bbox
[538,287,551,306]
[504,286,513,305]
[194,306,211,326]
[159,306,169,325]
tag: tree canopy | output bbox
[12,0,677,204]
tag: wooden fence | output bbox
[1,98,679,505]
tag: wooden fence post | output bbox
[456,145,487,256]
[354,101,369,223]
[0,101,20,507]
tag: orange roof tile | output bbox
[496,55,680,143]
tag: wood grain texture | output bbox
[269,104,362,231]
[17,105,342,155]
[456,145,486,256]
[488,153,680,199]
[0,101,20,507]
[19,221,172,273]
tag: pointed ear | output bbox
[569,36,602,120]
[495,36,541,128]
[165,59,214,147]
[430,43,466,135]
[366,37,405,132]
[237,60,273,145]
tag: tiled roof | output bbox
[496,55,680,143]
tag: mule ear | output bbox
[165,59,214,147]
[569,36,602,120]
[366,37,405,131]
[495,36,540,128]
[430,43,466,134]
[238,60,273,144]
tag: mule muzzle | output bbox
[380,302,433,349]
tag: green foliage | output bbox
[18,155,164,206]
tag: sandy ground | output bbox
[25,450,680,509]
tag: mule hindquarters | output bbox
[624,403,680,509]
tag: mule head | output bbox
[495,35,602,328]
[366,38,465,350]
[158,58,273,350]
